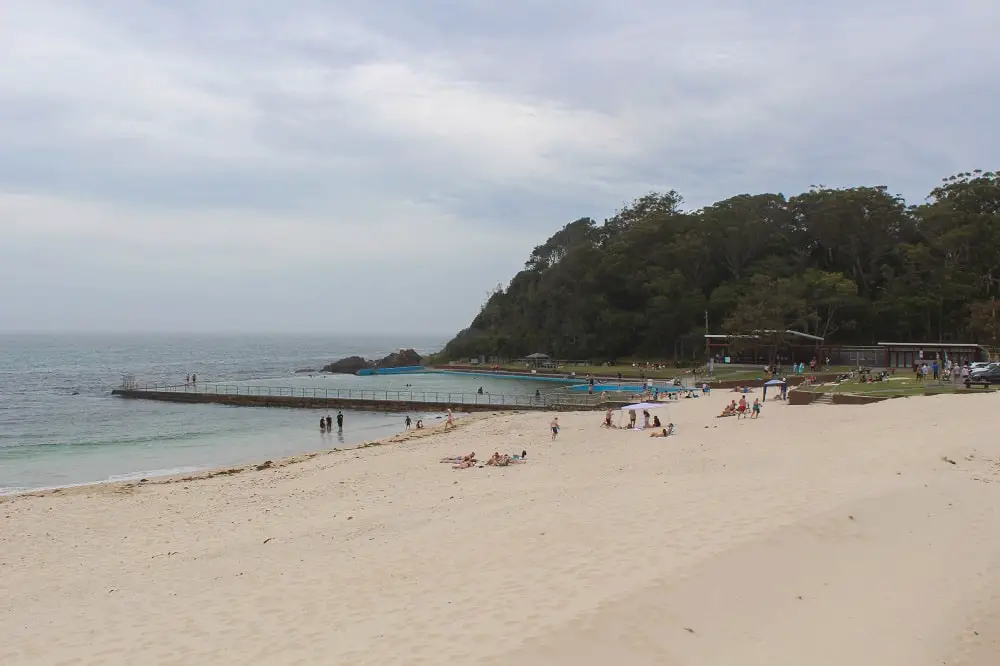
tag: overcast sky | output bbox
[1,0,998,335]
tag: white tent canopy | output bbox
[620,402,668,411]
[616,402,672,430]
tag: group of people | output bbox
[442,450,527,469]
[319,411,345,433]
[913,359,973,383]
[600,407,675,437]
[719,396,761,419]
[403,415,425,430]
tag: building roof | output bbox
[704,329,824,342]
[877,342,983,348]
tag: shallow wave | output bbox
[0,466,207,495]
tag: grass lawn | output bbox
[448,362,857,383]
[806,376,997,398]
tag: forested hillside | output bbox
[441,171,1000,361]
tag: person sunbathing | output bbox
[453,459,476,469]
[441,452,476,463]
[718,401,737,417]
[486,450,528,466]
[649,424,674,437]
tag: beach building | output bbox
[877,341,987,369]
[704,329,825,364]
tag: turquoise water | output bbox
[0,334,562,493]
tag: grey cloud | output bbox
[1,0,998,332]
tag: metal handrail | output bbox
[118,382,607,407]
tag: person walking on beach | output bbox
[336,411,344,430]
[751,398,761,419]
[445,409,454,429]
[405,415,412,430]
[550,417,560,440]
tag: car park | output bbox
[967,366,1000,386]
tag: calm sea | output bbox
[0,334,551,494]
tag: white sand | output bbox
[3,391,1000,665]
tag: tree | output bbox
[723,275,806,365]
[799,269,864,340]
[438,171,1000,363]
[969,300,1000,349]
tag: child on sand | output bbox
[550,417,560,440]
[751,398,761,419]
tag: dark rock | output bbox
[321,349,424,374]
[376,348,423,369]
[322,356,372,374]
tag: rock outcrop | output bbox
[321,349,424,374]
[321,356,371,374]
[376,349,423,368]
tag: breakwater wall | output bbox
[110,389,607,413]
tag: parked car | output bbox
[967,366,1000,386]
[970,362,1000,375]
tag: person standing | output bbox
[336,411,344,430]
[325,415,332,431]
[405,415,412,430]
[550,417,560,440]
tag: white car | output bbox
[970,362,998,375]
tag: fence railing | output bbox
[119,383,606,408]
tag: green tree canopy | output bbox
[440,170,1000,361]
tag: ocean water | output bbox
[0,334,556,494]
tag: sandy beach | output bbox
[3,391,1000,665]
